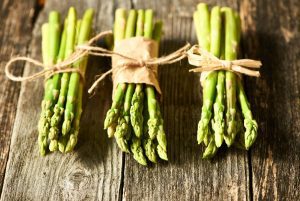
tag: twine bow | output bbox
[187,45,262,77]
[4,31,113,83]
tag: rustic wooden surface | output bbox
[0,0,299,200]
[0,0,36,192]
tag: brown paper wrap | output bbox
[111,37,161,94]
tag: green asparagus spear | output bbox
[201,6,222,158]
[195,4,218,145]
[38,11,61,155]
[48,20,68,152]
[210,6,225,148]
[104,83,127,129]
[125,9,137,38]
[141,9,159,163]
[64,9,93,152]
[153,21,168,160]
[145,85,159,140]
[62,9,93,136]
[104,9,127,134]
[131,135,147,165]
[223,7,238,147]
[144,9,160,140]
[113,10,137,153]
[64,76,83,152]
[156,104,168,160]
[142,86,156,163]
[38,23,50,156]
[130,84,144,138]
[115,84,135,153]
[233,108,246,150]
[136,9,145,36]
[237,79,258,149]
[212,13,226,148]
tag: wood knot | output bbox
[59,167,92,200]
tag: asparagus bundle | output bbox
[193,3,258,158]
[38,7,94,155]
[104,9,167,165]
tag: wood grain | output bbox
[240,0,300,200]
[122,1,250,201]
[0,0,129,200]
[1,0,299,200]
[0,0,36,192]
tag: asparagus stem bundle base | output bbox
[194,3,258,158]
[38,7,94,155]
[104,8,167,166]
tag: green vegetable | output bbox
[193,3,258,158]
[38,8,93,155]
[38,11,61,156]
[105,9,167,165]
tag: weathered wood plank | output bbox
[0,0,36,192]
[0,0,129,200]
[122,1,250,200]
[240,0,300,200]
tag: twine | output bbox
[5,30,190,94]
[187,45,262,77]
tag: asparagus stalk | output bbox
[156,104,168,160]
[144,10,159,140]
[237,79,258,149]
[38,23,50,156]
[129,10,145,140]
[143,101,157,163]
[64,9,94,152]
[130,84,144,138]
[113,10,137,153]
[141,9,160,163]
[210,6,225,148]
[104,9,127,134]
[202,6,222,158]
[104,83,127,129]
[38,11,61,155]
[212,13,226,148]
[145,85,159,162]
[233,108,246,149]
[131,135,147,165]
[153,21,168,160]
[195,3,218,145]
[136,9,145,36]
[115,84,135,153]
[232,10,258,148]
[132,83,149,166]
[223,7,238,147]
[62,9,93,136]
[48,21,68,152]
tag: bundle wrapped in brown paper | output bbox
[112,36,161,94]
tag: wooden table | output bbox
[0,0,299,200]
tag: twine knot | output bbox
[138,59,146,67]
[187,45,262,77]
[221,60,232,70]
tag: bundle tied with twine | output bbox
[186,45,262,84]
[5,30,190,94]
